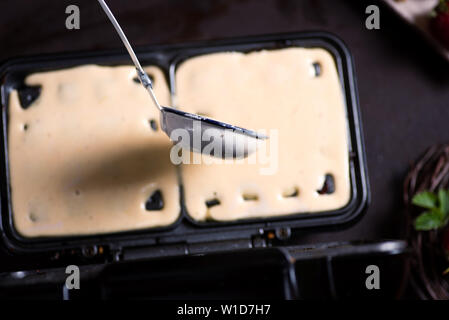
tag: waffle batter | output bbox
[175,48,351,221]
[8,65,180,237]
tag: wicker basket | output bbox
[403,144,449,299]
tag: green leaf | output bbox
[437,0,449,13]
[414,210,444,231]
[438,189,449,218]
[412,191,438,209]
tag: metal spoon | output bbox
[98,0,267,159]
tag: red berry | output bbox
[431,11,449,49]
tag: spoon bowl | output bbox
[160,106,267,159]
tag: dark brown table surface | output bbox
[1,0,449,244]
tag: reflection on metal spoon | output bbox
[160,106,267,159]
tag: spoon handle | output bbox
[97,0,163,111]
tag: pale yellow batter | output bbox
[8,65,180,237]
[176,48,351,221]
